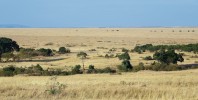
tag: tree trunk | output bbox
[81,57,85,73]
[0,54,2,62]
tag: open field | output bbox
[1,28,198,100]
[0,28,198,69]
[0,69,198,100]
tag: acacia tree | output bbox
[77,51,87,71]
[0,37,19,62]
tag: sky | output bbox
[0,0,198,28]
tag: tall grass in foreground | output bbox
[0,70,198,100]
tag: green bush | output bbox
[58,47,70,54]
[94,67,116,73]
[71,65,82,74]
[89,65,95,70]
[37,48,53,56]
[147,62,178,71]
[122,48,129,53]
[87,65,95,73]
[133,43,198,53]
[14,67,26,74]
[102,67,116,73]
[2,65,16,76]
[143,56,153,60]
[117,52,130,60]
[133,62,145,72]
[117,60,133,72]
[19,48,39,59]
[26,64,44,76]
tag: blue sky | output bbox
[0,0,197,27]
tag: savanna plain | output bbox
[0,28,198,100]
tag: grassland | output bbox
[0,28,198,100]
[0,28,198,69]
[1,70,198,100]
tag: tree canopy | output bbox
[153,49,184,64]
[0,37,19,61]
[117,52,130,61]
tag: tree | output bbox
[0,37,19,62]
[153,49,184,64]
[118,52,130,60]
[77,52,87,71]
[117,52,133,71]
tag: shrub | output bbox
[94,67,116,73]
[117,52,130,60]
[102,67,116,73]
[26,64,44,76]
[19,48,39,59]
[122,48,129,53]
[45,76,66,95]
[133,62,145,72]
[14,67,26,74]
[87,65,95,73]
[109,48,116,52]
[105,54,114,58]
[71,65,82,74]
[37,48,53,56]
[89,65,95,70]
[58,47,70,54]
[2,65,16,76]
[143,56,153,60]
[117,60,133,72]
[2,53,14,62]
[105,54,109,58]
[147,62,178,71]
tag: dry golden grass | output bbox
[0,28,198,100]
[0,28,198,69]
[0,70,198,100]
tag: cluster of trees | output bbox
[0,64,116,77]
[117,49,186,72]
[0,37,71,62]
[133,44,198,53]
[2,48,55,62]
[153,49,184,64]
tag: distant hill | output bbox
[0,24,30,28]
